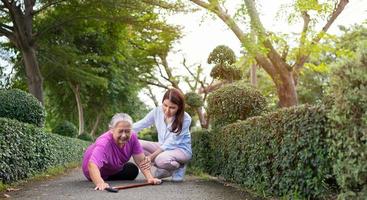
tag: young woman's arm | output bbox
[132,109,156,133]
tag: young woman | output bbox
[82,113,161,191]
[133,88,192,182]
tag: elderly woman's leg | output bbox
[107,162,139,180]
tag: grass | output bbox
[0,162,80,193]
[186,166,213,181]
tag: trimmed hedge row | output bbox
[0,117,90,184]
[0,89,45,127]
[191,105,333,198]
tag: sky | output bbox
[138,0,367,108]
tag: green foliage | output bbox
[207,45,241,81]
[0,117,89,184]
[185,92,203,108]
[210,64,242,81]
[207,81,267,128]
[207,45,236,66]
[138,128,158,142]
[77,133,94,142]
[210,105,333,198]
[327,42,367,199]
[190,129,213,171]
[0,89,45,127]
[52,121,78,138]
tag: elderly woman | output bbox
[82,113,161,191]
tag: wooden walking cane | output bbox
[105,182,159,193]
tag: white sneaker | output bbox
[171,165,186,182]
[154,168,171,179]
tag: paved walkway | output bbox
[2,168,263,200]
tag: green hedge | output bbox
[0,89,45,127]
[327,42,367,199]
[206,105,333,198]
[190,129,213,171]
[0,117,90,184]
[207,82,267,129]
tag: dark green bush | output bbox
[77,133,94,141]
[185,92,203,108]
[53,120,78,138]
[0,89,45,127]
[0,117,89,184]
[190,129,213,171]
[207,81,267,129]
[327,42,367,199]
[210,105,333,198]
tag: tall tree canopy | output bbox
[0,0,183,104]
[189,0,349,107]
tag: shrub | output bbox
[207,81,267,129]
[0,89,45,127]
[53,120,78,138]
[190,129,213,171]
[0,117,89,184]
[77,133,94,141]
[185,92,203,108]
[327,42,367,199]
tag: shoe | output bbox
[154,168,171,179]
[171,165,186,182]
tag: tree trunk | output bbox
[250,64,257,87]
[276,70,298,107]
[196,107,208,129]
[70,83,84,135]
[90,112,102,137]
[21,47,44,104]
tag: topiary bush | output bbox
[185,92,203,108]
[53,120,78,138]
[207,81,267,129]
[0,89,45,127]
[207,45,242,82]
[327,41,367,199]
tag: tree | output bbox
[189,0,349,107]
[0,0,184,104]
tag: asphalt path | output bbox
[3,167,263,200]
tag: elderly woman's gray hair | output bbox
[109,113,133,129]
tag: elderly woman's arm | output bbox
[133,153,161,184]
[88,162,109,190]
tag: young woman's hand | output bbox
[147,178,162,185]
[94,182,110,191]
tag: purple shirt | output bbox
[82,131,143,180]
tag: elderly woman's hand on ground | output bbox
[147,177,162,185]
[94,182,110,191]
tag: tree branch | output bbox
[139,78,169,90]
[292,0,349,82]
[32,0,67,16]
